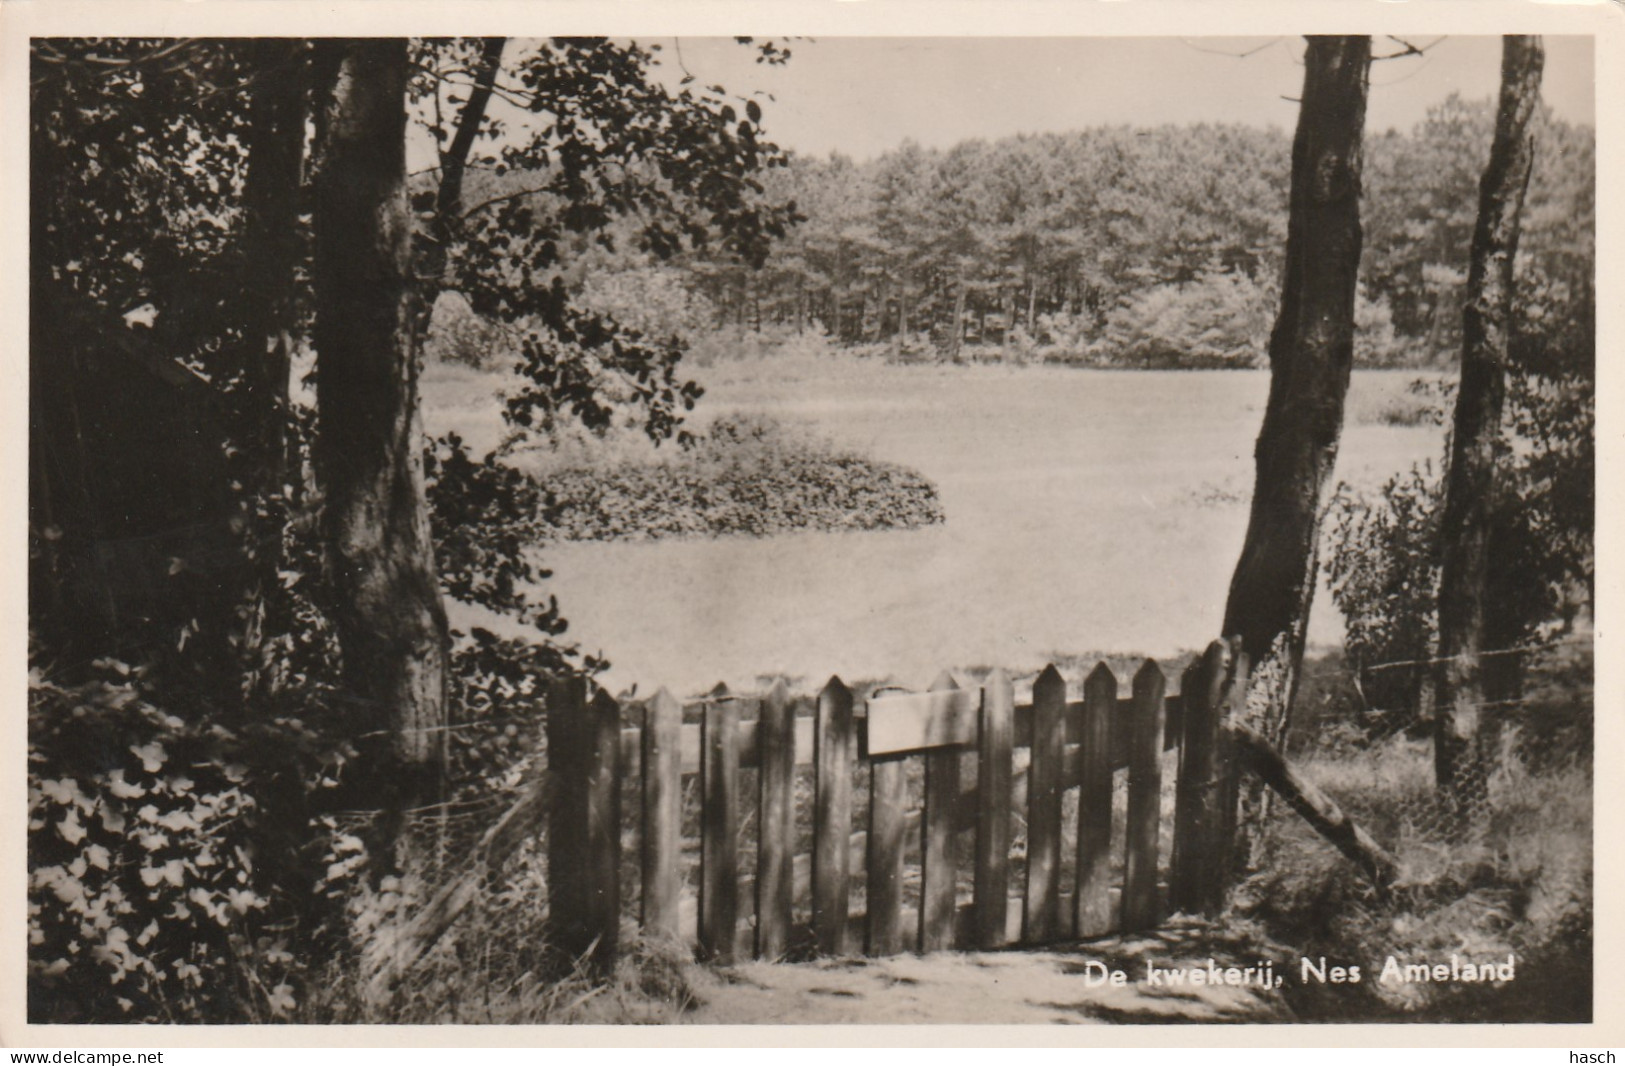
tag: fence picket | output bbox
[700,698,741,961]
[546,676,584,958]
[756,680,797,960]
[584,689,623,970]
[641,688,683,939]
[1121,660,1166,931]
[1023,664,1066,943]
[920,672,963,953]
[813,676,854,956]
[1169,658,1200,897]
[1172,641,1228,916]
[973,668,1014,950]
[867,750,907,955]
[543,640,1247,970]
[1075,663,1116,938]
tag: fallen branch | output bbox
[1226,720,1399,893]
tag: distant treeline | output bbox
[439,95,1592,372]
[672,96,1590,368]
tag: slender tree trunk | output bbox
[415,37,505,343]
[1434,36,1544,810]
[1223,37,1370,860]
[240,40,306,474]
[895,280,908,356]
[949,280,967,361]
[311,40,450,815]
[236,40,310,689]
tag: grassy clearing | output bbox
[1342,373,1449,429]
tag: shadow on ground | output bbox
[682,917,1296,1025]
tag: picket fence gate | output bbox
[544,641,1249,971]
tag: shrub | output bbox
[1097,270,1273,369]
[685,323,841,367]
[1034,307,1099,358]
[576,263,715,352]
[425,432,607,799]
[27,661,349,1022]
[1353,290,1419,369]
[533,414,945,542]
[425,291,515,370]
[1325,463,1443,725]
[1326,360,1592,728]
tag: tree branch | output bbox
[1179,37,1284,60]
[459,184,555,221]
[1373,36,1448,62]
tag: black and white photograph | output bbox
[10,0,1615,1039]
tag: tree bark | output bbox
[1223,36,1369,824]
[311,40,450,813]
[1433,36,1544,807]
[949,280,967,361]
[235,40,310,687]
[239,40,306,476]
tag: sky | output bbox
[657,36,1595,162]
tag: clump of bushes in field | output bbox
[685,323,845,367]
[532,414,945,542]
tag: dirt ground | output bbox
[677,920,1296,1025]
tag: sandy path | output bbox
[679,922,1295,1025]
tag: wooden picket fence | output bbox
[544,640,1250,971]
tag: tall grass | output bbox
[1236,649,1592,1022]
[304,845,705,1024]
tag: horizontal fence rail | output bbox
[545,642,1246,967]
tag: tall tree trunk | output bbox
[1434,36,1544,809]
[240,40,307,479]
[311,40,450,816]
[236,40,310,689]
[1223,37,1370,840]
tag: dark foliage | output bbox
[27,35,796,1021]
[536,416,945,542]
